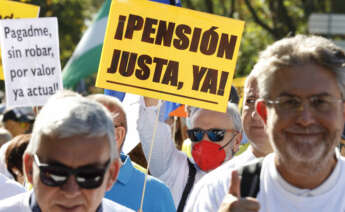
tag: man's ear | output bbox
[114,126,126,152]
[106,159,120,191]
[23,153,34,184]
[256,100,267,124]
[233,133,242,153]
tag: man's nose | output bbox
[61,175,82,198]
[251,109,261,121]
[295,103,316,127]
[202,132,209,141]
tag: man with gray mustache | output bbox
[218,35,345,212]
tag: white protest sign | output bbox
[0,17,62,108]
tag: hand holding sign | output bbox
[143,97,159,107]
[218,170,260,212]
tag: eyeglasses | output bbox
[33,154,111,189]
[266,95,343,113]
[243,98,256,110]
[187,128,238,142]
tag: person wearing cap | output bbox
[137,95,242,211]
[0,96,133,212]
[2,107,35,137]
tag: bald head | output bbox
[88,94,127,130]
[88,94,127,150]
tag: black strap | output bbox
[169,0,176,5]
[238,158,264,198]
[177,158,197,212]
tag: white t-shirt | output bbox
[0,173,25,200]
[0,191,134,212]
[186,150,345,212]
[184,148,256,211]
[257,153,345,212]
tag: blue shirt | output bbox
[105,154,175,212]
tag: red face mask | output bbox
[192,140,226,172]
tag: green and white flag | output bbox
[62,0,110,89]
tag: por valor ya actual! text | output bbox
[113,14,238,60]
[3,25,52,42]
[107,49,229,96]
[12,83,59,101]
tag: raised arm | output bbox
[137,97,186,178]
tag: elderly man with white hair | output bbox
[184,67,273,212]
[0,96,133,212]
[219,35,345,212]
[138,97,242,211]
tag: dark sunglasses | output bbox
[33,154,111,189]
[187,128,238,142]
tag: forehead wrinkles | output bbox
[244,79,259,99]
[246,88,258,98]
[192,110,231,126]
[272,65,340,98]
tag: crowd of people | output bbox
[0,34,343,212]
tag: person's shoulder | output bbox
[102,198,135,212]
[145,174,172,195]
[0,191,30,212]
[142,175,176,211]
[0,174,26,199]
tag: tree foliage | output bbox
[14,0,101,67]
[9,0,345,83]
[182,0,343,77]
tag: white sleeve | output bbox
[137,97,186,178]
[137,98,189,206]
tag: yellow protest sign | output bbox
[0,0,40,80]
[96,0,244,112]
[232,77,247,110]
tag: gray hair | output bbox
[242,68,261,109]
[26,96,118,161]
[253,35,345,99]
[87,94,127,133]
[190,103,242,133]
[226,102,242,133]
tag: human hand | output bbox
[143,97,159,107]
[218,170,260,212]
